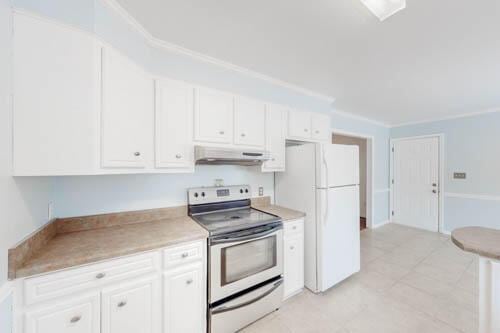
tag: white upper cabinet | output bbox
[155,79,194,170]
[13,13,100,176]
[101,276,161,333]
[194,87,233,144]
[311,113,331,142]
[287,110,312,140]
[233,96,266,148]
[262,104,287,172]
[101,47,153,169]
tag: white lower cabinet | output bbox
[25,293,100,333]
[18,241,206,333]
[101,275,161,333]
[163,261,205,333]
[283,219,304,299]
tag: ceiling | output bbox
[115,0,500,126]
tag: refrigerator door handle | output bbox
[322,145,329,223]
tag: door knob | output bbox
[432,183,437,187]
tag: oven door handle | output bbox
[210,225,282,245]
[211,278,283,315]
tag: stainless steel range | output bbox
[188,185,284,333]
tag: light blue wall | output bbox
[11,0,391,226]
[391,112,500,232]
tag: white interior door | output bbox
[393,137,440,232]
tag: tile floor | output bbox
[242,223,478,333]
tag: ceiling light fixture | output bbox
[360,0,406,21]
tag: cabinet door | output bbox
[194,87,233,144]
[311,113,331,142]
[262,104,287,172]
[284,234,304,299]
[233,97,265,148]
[164,262,205,333]
[288,110,311,139]
[101,275,161,333]
[101,47,153,168]
[155,79,194,169]
[25,293,100,333]
[13,13,99,176]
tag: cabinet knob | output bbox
[70,316,81,324]
[186,279,193,285]
[219,130,225,135]
[304,129,308,132]
[290,246,295,250]
[95,273,106,279]
[175,154,182,159]
[272,158,275,161]
[134,152,141,156]
[241,133,246,137]
[181,252,189,258]
[292,226,297,230]
[315,130,319,134]
[432,189,437,194]
[118,301,127,308]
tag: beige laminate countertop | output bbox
[253,204,306,222]
[15,216,208,279]
[452,227,500,260]
[12,199,305,279]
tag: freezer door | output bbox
[317,186,360,292]
[316,144,359,188]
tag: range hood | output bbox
[195,146,271,166]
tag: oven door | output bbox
[209,224,283,302]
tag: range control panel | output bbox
[188,185,251,205]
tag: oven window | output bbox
[221,235,277,285]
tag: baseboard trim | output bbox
[372,220,391,229]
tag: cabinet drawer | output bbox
[284,219,304,236]
[24,252,161,306]
[163,241,204,269]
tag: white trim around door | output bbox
[390,134,445,233]
[331,128,376,229]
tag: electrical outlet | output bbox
[453,172,466,179]
[258,187,264,196]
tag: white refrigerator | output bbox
[276,143,360,293]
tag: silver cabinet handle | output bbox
[134,152,141,156]
[219,130,225,135]
[186,279,193,285]
[70,316,81,324]
[181,252,189,258]
[432,183,437,187]
[96,273,106,279]
[175,154,182,159]
[118,301,127,308]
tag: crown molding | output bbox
[100,0,337,104]
[332,109,390,128]
[390,107,500,128]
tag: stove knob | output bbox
[245,189,249,193]
[194,192,199,198]
[201,192,206,197]
[240,189,243,194]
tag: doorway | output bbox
[332,132,371,230]
[391,135,443,232]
